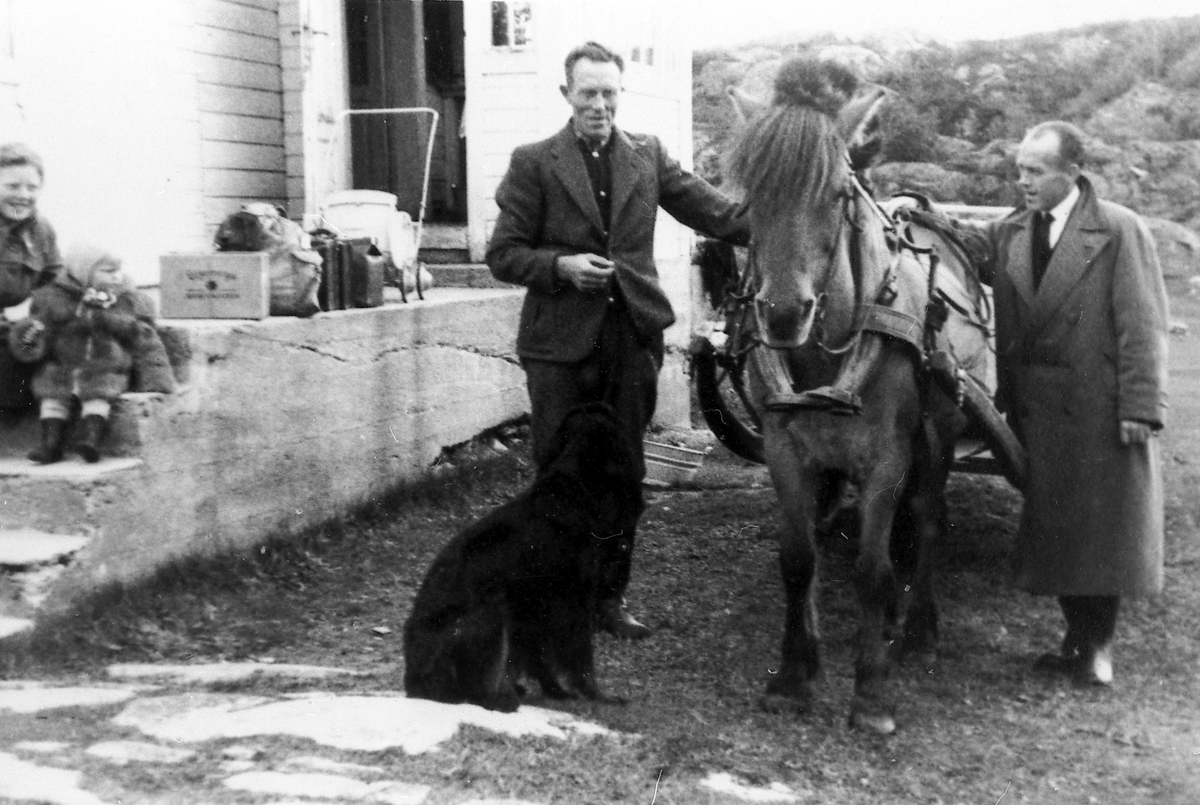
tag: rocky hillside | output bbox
[694,16,1200,277]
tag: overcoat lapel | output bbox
[549,126,605,236]
[608,129,644,230]
[1028,187,1110,334]
[1007,213,1038,308]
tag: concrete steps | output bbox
[419,223,469,264]
[0,527,93,636]
[0,450,147,632]
[426,263,510,289]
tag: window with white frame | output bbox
[624,6,657,73]
[490,1,532,49]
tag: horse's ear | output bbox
[728,86,767,124]
[839,84,892,170]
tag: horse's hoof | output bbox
[848,703,896,734]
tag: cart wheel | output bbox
[692,340,765,464]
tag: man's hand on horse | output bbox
[1119,419,1155,445]
[879,195,923,219]
[556,253,615,294]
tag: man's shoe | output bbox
[1033,629,1086,676]
[597,598,652,640]
[1075,644,1114,687]
[1033,651,1082,676]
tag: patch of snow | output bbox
[700,771,801,803]
[85,740,196,765]
[106,661,364,683]
[0,616,34,639]
[0,751,105,805]
[223,771,430,804]
[278,755,386,776]
[115,692,613,754]
[0,683,148,713]
[11,740,72,753]
[220,744,264,761]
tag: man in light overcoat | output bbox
[487,42,750,638]
[984,121,1168,686]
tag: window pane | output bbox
[512,2,532,46]
[491,1,509,47]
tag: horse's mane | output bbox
[725,58,859,213]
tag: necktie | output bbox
[1032,211,1054,290]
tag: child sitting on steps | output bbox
[8,245,176,463]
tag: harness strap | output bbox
[855,303,923,353]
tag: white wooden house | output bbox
[0,0,694,288]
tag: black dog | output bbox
[403,402,643,711]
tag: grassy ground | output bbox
[4,294,1200,804]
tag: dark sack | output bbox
[214,203,321,318]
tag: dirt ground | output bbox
[3,283,1200,804]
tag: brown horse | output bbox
[726,58,977,733]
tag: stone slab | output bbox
[0,529,89,567]
[0,751,103,805]
[114,692,613,754]
[0,683,151,713]
[0,456,142,479]
[223,772,430,804]
[0,616,33,639]
[85,739,196,765]
[107,662,365,684]
[700,771,802,803]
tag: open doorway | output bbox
[343,0,466,224]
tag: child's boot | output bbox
[75,414,107,463]
[28,417,67,464]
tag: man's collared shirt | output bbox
[1047,182,1080,249]
[574,127,614,237]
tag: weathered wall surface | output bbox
[0,290,528,609]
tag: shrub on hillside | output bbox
[879,99,938,163]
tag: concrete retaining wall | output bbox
[110,288,530,576]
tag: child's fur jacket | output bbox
[7,247,177,400]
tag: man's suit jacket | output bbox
[486,123,748,362]
[985,176,1169,596]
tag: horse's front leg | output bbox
[849,471,904,734]
[761,431,822,713]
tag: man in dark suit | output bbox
[486,41,749,638]
[983,121,1168,686]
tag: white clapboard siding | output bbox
[196,0,285,229]
[473,69,541,246]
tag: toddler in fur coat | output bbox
[7,246,176,463]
